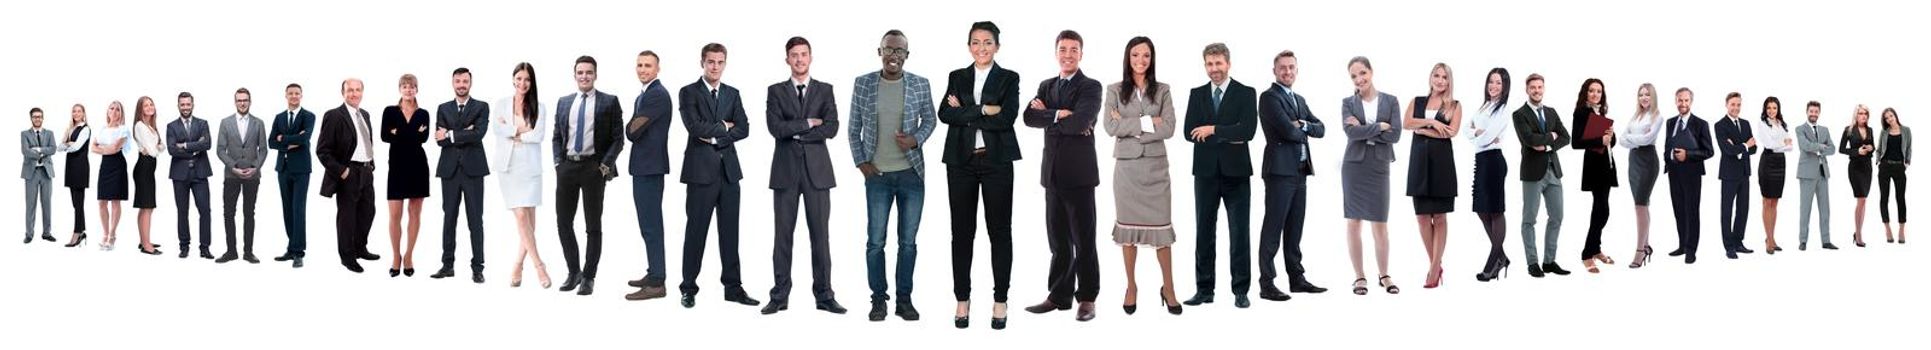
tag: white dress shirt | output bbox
[1467,103,1511,153]
[349,106,374,163]
[567,89,598,156]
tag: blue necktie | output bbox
[1212,86,1223,115]
[574,94,588,154]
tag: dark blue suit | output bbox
[552,90,624,282]
[1183,79,1258,298]
[1665,114,1714,260]
[168,116,214,254]
[1021,71,1102,304]
[1715,116,1757,255]
[627,79,674,287]
[268,108,315,258]
[1256,83,1323,290]
[435,98,491,275]
[678,79,753,298]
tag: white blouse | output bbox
[133,123,163,156]
[1620,112,1665,149]
[91,124,134,155]
[1756,118,1795,153]
[1466,103,1511,152]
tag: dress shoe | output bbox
[625,286,667,301]
[1736,247,1755,254]
[472,271,486,284]
[141,247,164,256]
[344,262,365,273]
[895,301,920,321]
[1182,293,1213,306]
[680,294,697,308]
[403,268,415,277]
[1258,288,1291,302]
[430,267,456,279]
[200,251,217,260]
[559,275,582,292]
[273,254,294,262]
[389,268,401,277]
[868,300,888,321]
[22,236,30,244]
[816,300,847,314]
[41,234,57,242]
[242,254,259,264]
[1024,300,1066,314]
[215,252,238,264]
[1527,263,1546,278]
[1799,242,1807,251]
[1685,254,1698,264]
[724,293,762,307]
[292,257,304,268]
[178,250,189,259]
[1725,251,1739,259]
[1667,248,1686,257]
[1075,302,1096,321]
[574,278,595,296]
[1823,243,1840,250]
[628,278,656,288]
[1234,295,1252,309]
[358,252,380,261]
[1288,283,1328,294]
[63,233,86,247]
[1542,262,1572,275]
[761,300,790,314]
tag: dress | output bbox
[381,105,432,200]
[491,98,548,208]
[1405,97,1457,214]
[1621,113,1664,206]
[1841,126,1874,197]
[131,123,161,208]
[94,125,129,200]
[1102,83,1177,247]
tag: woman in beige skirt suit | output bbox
[1103,36,1183,316]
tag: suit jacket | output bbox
[1875,125,1912,164]
[1795,123,1833,179]
[267,108,316,174]
[678,79,752,185]
[1339,92,1402,165]
[216,113,269,180]
[767,78,841,190]
[1022,70,1102,189]
[1101,82,1176,161]
[1511,103,1567,181]
[1663,114,1715,176]
[849,71,937,177]
[1185,80,1259,177]
[20,128,57,179]
[435,98,491,178]
[626,79,675,177]
[938,63,1022,165]
[315,105,372,197]
[1715,116,1758,180]
[553,90,625,175]
[1258,83,1324,178]
[166,116,214,181]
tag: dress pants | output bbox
[221,178,260,255]
[26,176,53,238]
[1797,178,1831,244]
[1669,173,1703,257]
[864,170,923,302]
[770,176,835,303]
[631,174,668,286]
[1520,170,1564,264]
[947,155,1014,303]
[175,179,212,253]
[69,187,86,232]
[440,175,486,272]
[555,160,606,280]
[681,175,746,297]
[1257,175,1310,289]
[1043,186,1099,304]
[1193,175,1252,297]
[1878,162,1907,223]
[335,166,376,263]
[1581,189,1612,259]
[1718,179,1750,252]
[278,173,309,257]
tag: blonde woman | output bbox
[92,101,132,250]
[131,97,166,255]
[382,74,433,277]
[1618,84,1665,267]
[1403,63,1460,288]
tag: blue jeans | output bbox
[865,170,924,302]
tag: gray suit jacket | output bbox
[1796,123,1833,179]
[20,128,57,179]
[217,114,269,180]
[1876,126,1912,164]
[1340,92,1403,164]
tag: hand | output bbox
[946,95,961,108]
[1673,148,1689,162]
[1533,145,1548,152]
[627,116,649,133]
[858,162,881,178]
[807,118,823,128]
[287,144,301,150]
[1859,145,1872,155]
[1344,116,1361,126]
[1151,117,1165,127]
[894,132,916,151]
[1029,99,1046,110]
[1604,129,1616,146]
[176,142,187,149]
[275,135,283,142]
[1189,125,1217,141]
[982,105,1002,116]
[1744,137,1757,148]
[389,128,398,135]
[434,128,449,141]
[417,125,429,133]
[1470,127,1484,138]
[340,168,351,179]
[1295,120,1308,129]
[1783,138,1793,147]
[1377,122,1392,132]
[723,121,736,129]
[1108,110,1121,120]
[1055,109,1072,121]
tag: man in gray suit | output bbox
[433,67,491,283]
[22,108,57,244]
[763,37,845,315]
[217,88,269,264]
[170,92,216,259]
[1796,100,1838,250]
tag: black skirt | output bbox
[1471,150,1507,213]
[97,153,128,200]
[1406,136,1458,214]
[133,154,157,208]
[63,151,89,189]
[1848,159,1874,197]
[1759,151,1787,198]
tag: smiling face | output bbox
[1637,85,1654,113]
[968,29,998,66]
[1273,55,1297,87]
[513,69,531,97]
[1674,90,1693,116]
[1526,79,1544,105]
[1764,100,1781,122]
[1204,54,1230,85]
[178,95,196,117]
[1486,72,1504,101]
[635,54,659,84]
[234,91,252,116]
[70,105,85,124]
[342,79,364,108]
[787,44,813,79]
[1725,96,1742,117]
[1807,105,1821,123]
[139,98,156,122]
[452,72,471,99]
[1129,42,1152,78]
[107,102,124,125]
[1586,82,1603,106]
[702,51,727,84]
[30,110,43,128]
[1055,39,1082,76]
[574,62,597,92]
[879,35,908,76]
[1429,67,1450,96]
[285,86,303,110]
[1348,62,1373,95]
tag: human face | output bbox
[1675,91,1693,116]
[1526,79,1544,105]
[342,79,364,108]
[1884,110,1899,127]
[879,35,909,77]
[1486,73,1504,101]
[1586,82,1603,106]
[285,86,303,110]
[178,96,196,117]
[399,82,418,101]
[70,105,85,124]
[1129,43,1152,78]
[1055,39,1081,76]
[1430,67,1451,96]
[1349,62,1373,96]
[234,91,252,116]
[636,55,659,84]
[1726,96,1743,118]
[513,69,531,97]
[1637,86,1654,112]
[1765,101,1781,122]
[108,102,124,125]
[452,72,472,99]
[574,62,597,92]
[140,98,156,121]
[702,51,727,84]
[1807,105,1821,123]
[1204,54,1230,86]
[787,44,812,79]
[968,29,998,67]
[1272,55,1297,88]
[30,110,43,128]
[1854,107,1869,125]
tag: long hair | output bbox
[1119,36,1156,104]
[1429,63,1456,108]
[1851,104,1871,134]
[107,101,125,127]
[1882,108,1902,132]
[135,96,158,130]
[1575,78,1606,116]
[1484,68,1511,114]
[1761,96,1787,131]
[513,62,539,126]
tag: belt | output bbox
[565,155,597,162]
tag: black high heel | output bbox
[1161,285,1182,315]
[1630,246,1652,269]
[1379,275,1400,295]
[404,268,415,277]
[990,302,1008,330]
[389,268,401,277]
[954,302,969,329]
[1351,278,1369,295]
[63,232,87,248]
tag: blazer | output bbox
[166,116,214,181]
[848,71,937,177]
[315,105,372,197]
[553,90,625,174]
[1512,103,1567,181]
[1663,114,1715,176]
[1185,80,1259,177]
[1875,125,1912,163]
[1715,116,1758,180]
[1101,82,1176,160]
[938,63,1022,165]
[489,98,549,175]
[766,78,841,190]
[21,128,57,179]
[626,79,675,177]
[1340,92,1402,165]
[267,108,316,174]
[1257,83,1324,178]
[1021,70,1102,189]
[678,79,752,185]
[1795,122,1833,179]
[216,113,269,180]
[435,98,492,178]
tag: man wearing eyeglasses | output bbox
[216,88,269,264]
[848,29,935,322]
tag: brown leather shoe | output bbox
[1075,302,1096,322]
[625,286,668,301]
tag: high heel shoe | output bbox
[990,302,1008,330]
[389,268,401,277]
[954,301,970,329]
[404,268,415,277]
[1161,285,1183,315]
[1595,253,1616,265]
[1379,275,1400,294]
[1122,285,1138,315]
[64,232,87,248]
[1424,267,1443,289]
[510,262,524,288]
[536,263,553,289]
[1629,246,1652,269]
[1352,278,1369,295]
[1584,259,1600,274]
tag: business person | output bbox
[1105,37,1185,315]
[1468,68,1514,280]
[1876,108,1909,244]
[1841,105,1874,247]
[1404,63,1462,286]
[1620,83,1666,267]
[131,98,165,255]
[1255,49,1329,298]
[1665,88,1715,264]
[849,29,935,321]
[1757,97,1794,253]
[1021,30,1102,321]
[317,79,381,272]
[680,45,757,307]
[268,84,315,267]
[1183,43,1258,307]
[1338,56,1402,295]
[433,67,491,283]
[60,104,92,248]
[381,74,433,277]
[1512,74,1570,276]
[624,51,673,301]
[169,93,215,259]
[92,101,130,250]
[1715,92,1758,259]
[495,62,553,288]
[555,55,625,296]
[1571,79,1617,273]
[940,21,1021,330]
[1794,101,1837,250]
[764,37,846,315]
[216,88,268,264]
[24,108,57,245]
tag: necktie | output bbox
[1290,91,1307,162]
[796,84,807,106]
[1535,108,1547,131]
[1212,86,1224,115]
[574,94,589,154]
[457,103,465,115]
[353,111,372,160]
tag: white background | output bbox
[3,0,1925,348]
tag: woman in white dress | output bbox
[493,62,552,288]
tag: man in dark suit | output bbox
[554,56,625,296]
[1182,43,1259,308]
[316,79,381,272]
[1019,30,1102,321]
[1664,88,1715,263]
[1256,50,1328,301]
[761,37,845,315]
[678,43,759,309]
[1713,92,1758,259]
[939,22,1022,324]
[268,84,316,268]
[1510,74,1571,277]
[624,50,675,301]
[168,92,216,260]
[432,67,491,283]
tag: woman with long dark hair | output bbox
[1875,108,1909,244]
[1402,63,1460,288]
[1756,97,1794,253]
[494,63,552,288]
[93,101,131,250]
[132,96,165,255]
[1103,36,1181,315]
[1570,78,1617,273]
[1619,84,1664,268]
[1468,68,1512,281]
[1839,105,1875,247]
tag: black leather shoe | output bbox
[1288,283,1328,294]
[1527,263,1546,278]
[895,301,920,321]
[200,251,217,260]
[1725,251,1739,259]
[215,252,238,264]
[574,278,595,296]
[1234,295,1252,309]
[559,275,582,292]
[868,300,888,321]
[1075,302,1096,321]
[761,301,789,315]
[1667,248,1686,257]
[1024,300,1063,314]
[815,300,847,314]
[292,257,304,268]
[472,271,486,284]
[724,294,762,307]
[1823,243,1840,250]
[1799,242,1807,251]
[358,252,380,261]
[430,267,456,279]
[1258,288,1291,302]
[178,250,190,259]
[1542,262,1572,275]
[344,262,364,273]
[22,236,30,244]
[1686,254,1698,264]
[1736,247,1755,254]
[242,254,259,264]
[273,254,295,262]
[41,234,57,242]
[680,294,697,308]
[389,268,400,277]
[1182,293,1213,306]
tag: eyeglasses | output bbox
[878,47,909,57]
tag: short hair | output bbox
[452,67,472,77]
[1526,73,1545,84]
[1725,92,1742,102]
[1056,30,1082,48]
[29,107,42,116]
[235,88,251,97]
[1675,87,1694,97]
[1348,56,1373,71]
[1203,43,1230,60]
[637,50,660,61]
[286,83,302,90]
[969,21,1001,45]
[178,92,194,100]
[881,29,906,42]
[785,36,811,52]
[700,43,727,60]
[575,55,598,69]
[399,74,419,87]
[1807,100,1822,109]
[1275,50,1297,62]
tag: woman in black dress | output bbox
[382,74,433,277]
[1403,63,1461,289]
[1571,78,1617,273]
[60,104,93,248]
[1756,97,1794,253]
[93,101,130,251]
[1839,105,1875,247]
[132,96,165,255]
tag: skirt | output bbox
[132,154,157,208]
[1470,150,1507,213]
[1848,160,1874,197]
[1759,151,1787,198]
[1111,156,1176,247]
[498,173,543,209]
[97,153,128,200]
[1342,160,1391,222]
[1627,145,1660,206]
